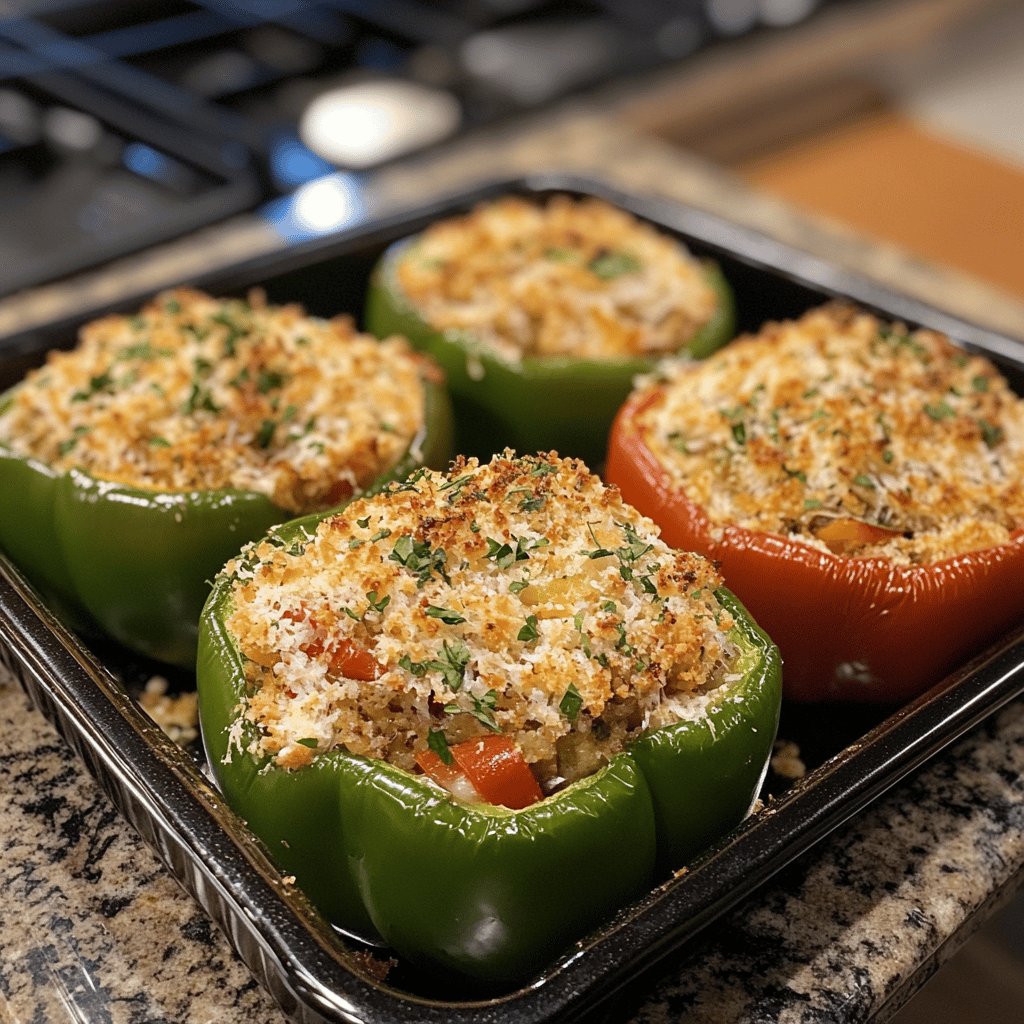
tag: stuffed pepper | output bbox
[197,451,781,984]
[365,195,734,464]
[0,288,452,667]
[607,303,1024,703]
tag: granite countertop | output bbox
[1,109,1022,1023]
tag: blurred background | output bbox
[1,0,1021,301]
[0,2,1021,1019]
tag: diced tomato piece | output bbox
[416,747,469,792]
[813,517,901,555]
[453,735,544,809]
[281,607,380,680]
[417,735,543,809]
[328,640,382,681]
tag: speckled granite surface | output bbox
[0,110,1022,1023]
[1,665,1021,1024]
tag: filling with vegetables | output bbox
[635,303,1024,564]
[395,195,718,361]
[224,452,742,806]
[0,288,427,513]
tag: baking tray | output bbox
[1,175,1022,1023]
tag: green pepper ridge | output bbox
[0,375,453,667]
[365,237,735,466]
[197,573,780,985]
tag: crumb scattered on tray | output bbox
[771,739,807,780]
[139,676,199,745]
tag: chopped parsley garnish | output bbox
[369,528,392,543]
[573,612,592,658]
[782,465,807,483]
[356,516,370,529]
[164,298,182,314]
[804,498,823,510]
[398,654,428,677]
[559,683,583,721]
[978,419,1004,449]
[544,246,576,262]
[614,622,634,656]
[485,534,535,569]
[57,425,91,455]
[427,729,453,765]
[853,474,875,488]
[444,689,500,732]
[972,375,989,393]
[730,421,747,446]
[509,579,529,595]
[883,449,894,464]
[426,605,466,625]
[617,522,653,564]
[71,372,114,402]
[428,639,471,691]
[924,400,956,421]
[256,369,287,394]
[118,342,172,361]
[149,436,171,447]
[589,250,641,279]
[530,461,558,477]
[296,737,318,749]
[182,382,220,415]
[439,473,475,492]
[519,494,546,513]
[468,690,499,731]
[366,591,390,614]
[517,615,539,643]
[667,430,691,454]
[485,538,516,568]
[393,467,428,493]
[211,309,247,356]
[256,419,276,448]
[389,535,449,585]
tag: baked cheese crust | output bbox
[396,195,717,361]
[635,304,1024,564]
[0,288,426,513]
[225,452,738,785]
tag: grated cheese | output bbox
[636,304,1024,564]
[0,288,426,513]
[224,452,740,783]
[396,195,717,362]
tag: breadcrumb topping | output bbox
[395,195,717,361]
[224,452,738,784]
[636,304,1024,564]
[0,288,426,513]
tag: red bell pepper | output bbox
[607,389,1024,703]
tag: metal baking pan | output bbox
[1,175,1022,1023]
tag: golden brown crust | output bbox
[396,195,717,361]
[635,303,1024,564]
[226,452,736,777]
[0,288,425,513]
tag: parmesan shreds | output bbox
[396,195,717,361]
[0,288,426,513]
[636,303,1024,564]
[225,452,739,785]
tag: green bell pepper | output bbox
[197,563,781,985]
[0,378,453,667]
[365,238,735,465]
